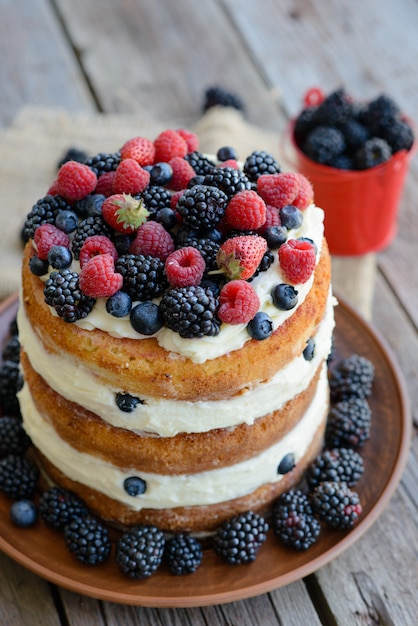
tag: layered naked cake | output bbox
[18,131,334,534]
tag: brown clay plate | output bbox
[0,293,411,608]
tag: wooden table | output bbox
[1,1,417,624]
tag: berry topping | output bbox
[10,500,38,528]
[272,283,299,310]
[165,246,206,288]
[39,487,89,529]
[102,193,150,234]
[213,511,269,564]
[64,515,111,565]
[263,224,288,249]
[215,235,267,281]
[326,397,372,449]
[57,147,88,168]
[247,311,273,340]
[44,269,96,322]
[311,481,362,530]
[130,221,175,261]
[47,245,73,270]
[79,253,123,298]
[176,184,228,230]
[55,209,78,234]
[153,129,188,163]
[84,152,121,177]
[123,476,147,496]
[307,448,364,490]
[115,254,167,301]
[165,533,203,575]
[203,85,245,113]
[33,223,70,260]
[113,158,151,195]
[115,392,142,412]
[329,354,375,402]
[0,454,39,499]
[277,452,296,475]
[169,156,196,190]
[148,162,173,186]
[257,172,301,209]
[279,205,303,230]
[130,301,163,335]
[160,285,220,338]
[0,416,31,458]
[203,167,252,199]
[120,136,156,166]
[141,185,172,213]
[278,238,316,284]
[272,490,321,551]
[224,189,267,230]
[57,161,97,202]
[184,151,216,176]
[22,195,72,242]
[79,235,118,269]
[71,216,113,260]
[292,175,314,211]
[95,171,116,197]
[176,128,199,152]
[217,146,238,162]
[116,525,165,578]
[243,150,281,182]
[303,337,315,361]
[0,361,23,416]
[218,280,260,325]
[1,335,20,363]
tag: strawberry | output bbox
[112,158,150,195]
[168,156,196,190]
[33,223,70,260]
[153,129,188,163]
[218,280,260,324]
[120,136,156,166]
[176,128,199,152]
[165,247,206,287]
[57,161,97,202]
[102,194,150,234]
[129,221,175,261]
[215,235,267,280]
[79,235,118,269]
[257,172,300,209]
[278,238,316,284]
[79,253,123,298]
[224,189,266,230]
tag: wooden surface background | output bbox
[0,0,418,624]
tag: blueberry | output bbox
[217,146,237,161]
[10,500,38,527]
[114,234,135,256]
[247,312,273,340]
[279,205,303,230]
[201,227,223,243]
[277,453,295,475]
[263,225,287,249]
[106,291,132,317]
[150,162,173,186]
[74,194,105,218]
[29,255,49,276]
[115,393,143,412]
[48,245,73,269]
[130,302,163,335]
[272,284,298,310]
[55,209,79,234]
[123,476,147,496]
[303,338,315,361]
[155,207,177,231]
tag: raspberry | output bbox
[165,246,206,287]
[293,174,314,211]
[278,238,316,284]
[120,136,156,166]
[79,254,123,298]
[219,159,239,169]
[47,180,60,195]
[216,235,267,281]
[224,189,267,230]
[168,156,196,190]
[33,223,70,260]
[258,205,281,234]
[129,221,175,261]
[57,161,97,202]
[176,128,199,152]
[257,172,300,209]
[95,171,116,197]
[102,194,150,234]
[218,280,260,324]
[153,129,188,163]
[113,159,150,195]
[79,235,118,269]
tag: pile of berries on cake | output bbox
[22,128,317,340]
[294,88,414,170]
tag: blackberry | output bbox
[71,216,113,259]
[176,233,220,272]
[64,515,111,565]
[328,154,354,170]
[306,448,364,490]
[329,354,375,402]
[115,524,165,578]
[315,88,353,126]
[74,194,106,218]
[243,150,281,182]
[176,184,228,230]
[2,335,20,363]
[339,120,370,153]
[8,316,19,337]
[39,486,89,529]
[22,195,72,242]
[303,126,346,165]
[184,151,216,176]
[44,269,96,323]
[115,254,167,301]
[57,147,88,168]
[359,94,400,135]
[381,119,414,153]
[213,511,268,565]
[160,285,220,338]
[0,454,39,499]
[311,481,362,530]
[165,533,203,575]
[203,86,245,113]
[326,397,371,449]
[203,167,252,199]
[140,186,171,214]
[355,137,392,169]
[84,151,121,177]
[0,360,23,416]
[0,416,31,458]
[272,490,321,551]
[293,106,318,147]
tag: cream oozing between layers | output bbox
[18,366,328,510]
[17,291,335,436]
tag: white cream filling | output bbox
[18,366,328,510]
[18,292,335,436]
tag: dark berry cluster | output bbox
[213,511,269,564]
[294,88,414,169]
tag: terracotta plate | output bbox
[0,293,411,608]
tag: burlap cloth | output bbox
[0,106,375,318]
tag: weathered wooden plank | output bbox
[0,0,95,128]
[53,0,283,128]
[57,589,106,626]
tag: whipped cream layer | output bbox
[18,291,335,436]
[39,203,324,363]
[19,366,328,510]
